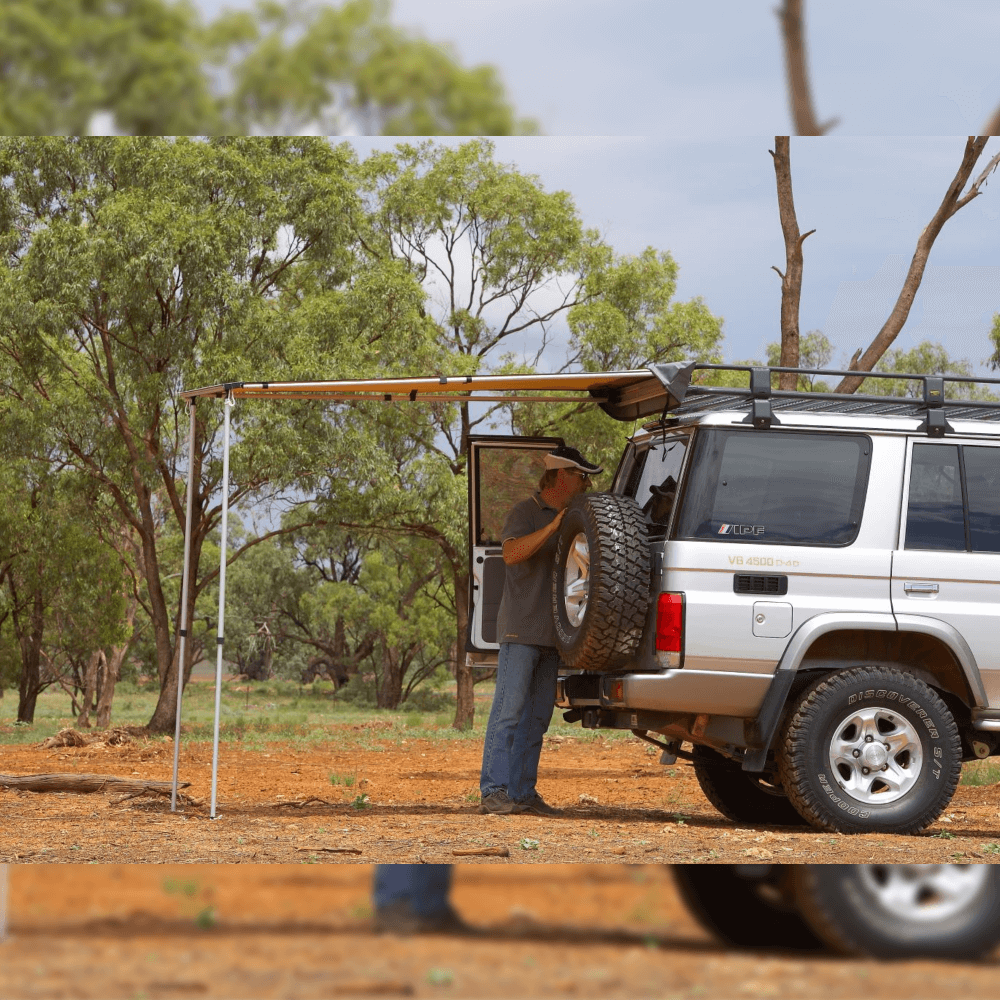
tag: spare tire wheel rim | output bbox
[564,532,591,627]
[858,865,989,923]
[827,707,923,805]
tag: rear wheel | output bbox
[791,865,1000,960]
[672,866,824,951]
[552,493,650,670]
[778,666,961,834]
[692,746,807,827]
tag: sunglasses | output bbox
[566,469,591,482]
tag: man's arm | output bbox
[502,509,566,566]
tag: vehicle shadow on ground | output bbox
[135,798,754,829]
[4,915,815,956]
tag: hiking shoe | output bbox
[374,902,472,936]
[479,790,519,815]
[518,793,562,817]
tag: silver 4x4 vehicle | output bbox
[467,363,1000,835]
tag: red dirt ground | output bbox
[2,729,1000,863]
[1,865,998,1000]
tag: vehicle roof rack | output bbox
[651,364,1000,437]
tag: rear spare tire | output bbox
[552,493,650,670]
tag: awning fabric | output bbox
[179,361,697,422]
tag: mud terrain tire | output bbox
[692,745,807,827]
[790,865,1000,960]
[552,493,650,670]
[672,866,824,951]
[778,666,961,834]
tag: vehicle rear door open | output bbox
[467,435,563,655]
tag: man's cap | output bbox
[544,445,603,476]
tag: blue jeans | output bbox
[373,865,453,916]
[480,643,559,802]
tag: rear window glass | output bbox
[475,445,553,545]
[675,429,871,546]
[905,443,1000,553]
[905,444,965,551]
[966,446,1000,553]
[624,435,689,528]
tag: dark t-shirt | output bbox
[496,492,559,648]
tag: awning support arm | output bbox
[210,392,234,819]
[171,399,198,811]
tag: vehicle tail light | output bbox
[655,592,684,668]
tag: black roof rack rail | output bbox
[646,364,1000,437]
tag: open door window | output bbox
[467,435,564,654]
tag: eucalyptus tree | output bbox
[0,459,129,722]
[1,0,534,136]
[0,136,431,731]
[325,139,724,727]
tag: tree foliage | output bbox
[0,136,391,730]
[0,136,721,732]
[0,0,534,137]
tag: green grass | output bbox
[0,676,640,749]
[961,759,1000,786]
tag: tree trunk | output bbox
[15,589,45,724]
[376,643,404,709]
[95,641,128,729]
[770,137,816,391]
[452,566,474,730]
[146,645,181,734]
[142,503,201,734]
[76,650,104,729]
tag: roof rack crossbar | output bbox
[668,363,1000,437]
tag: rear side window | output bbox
[675,429,871,546]
[905,445,965,550]
[905,443,1000,553]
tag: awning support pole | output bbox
[171,400,198,812]
[210,392,234,819]
[0,864,8,941]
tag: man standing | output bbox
[479,445,603,816]
[373,865,465,934]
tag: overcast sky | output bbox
[342,136,1000,372]
[195,0,1000,136]
[191,2,1000,374]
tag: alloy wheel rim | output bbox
[858,865,988,923]
[564,532,590,627]
[828,706,923,804]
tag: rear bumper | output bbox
[557,669,771,718]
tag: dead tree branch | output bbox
[776,0,837,135]
[0,773,188,796]
[836,137,1000,394]
[771,137,816,389]
[984,105,1000,136]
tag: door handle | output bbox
[904,582,940,595]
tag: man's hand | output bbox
[502,509,566,566]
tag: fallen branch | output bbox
[0,773,188,796]
[451,846,510,858]
[294,846,363,855]
[270,797,339,809]
[39,726,138,749]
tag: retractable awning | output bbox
[171,362,696,815]
[178,362,697,422]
